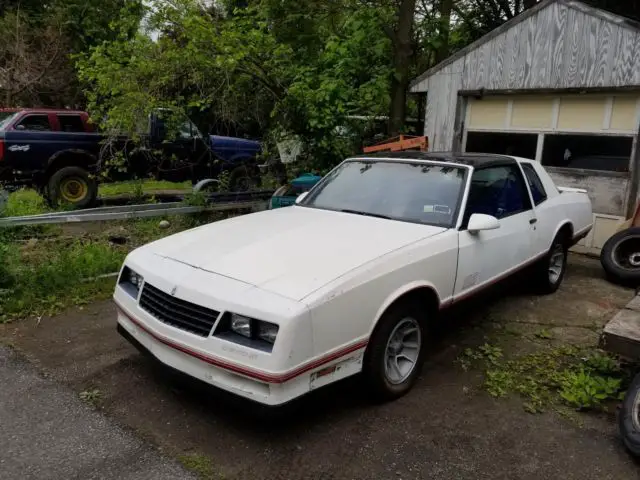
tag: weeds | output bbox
[99,179,191,197]
[178,453,223,479]
[0,238,124,321]
[1,189,50,217]
[458,343,629,413]
[79,388,102,405]
[0,211,232,322]
[534,328,553,340]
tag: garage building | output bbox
[410,0,640,254]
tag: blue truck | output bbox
[0,108,263,208]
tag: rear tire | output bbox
[534,233,568,294]
[47,166,97,209]
[228,164,261,192]
[363,302,427,402]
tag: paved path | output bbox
[0,346,195,480]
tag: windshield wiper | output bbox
[340,209,391,220]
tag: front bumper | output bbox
[116,303,313,406]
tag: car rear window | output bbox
[521,163,547,205]
[58,115,85,133]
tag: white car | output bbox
[114,152,593,405]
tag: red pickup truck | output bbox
[0,108,100,207]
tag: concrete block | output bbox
[626,295,640,312]
[601,308,640,360]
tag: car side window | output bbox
[463,165,532,225]
[58,115,85,133]
[521,163,547,205]
[16,115,51,132]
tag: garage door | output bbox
[462,94,640,252]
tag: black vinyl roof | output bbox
[353,151,518,168]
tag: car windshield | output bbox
[301,160,467,227]
[0,112,18,130]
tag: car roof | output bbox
[352,151,519,168]
[0,108,86,114]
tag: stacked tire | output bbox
[600,228,640,286]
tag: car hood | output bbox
[145,206,447,301]
[209,135,261,151]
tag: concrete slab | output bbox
[601,305,640,360]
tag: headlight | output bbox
[215,312,279,352]
[257,322,278,344]
[129,270,142,288]
[119,266,143,297]
[230,313,252,338]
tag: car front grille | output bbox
[139,283,220,337]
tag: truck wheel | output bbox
[363,302,426,402]
[600,228,640,286]
[534,234,568,294]
[47,166,97,209]
[228,164,261,192]
[619,372,640,457]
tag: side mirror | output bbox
[467,213,500,234]
[295,192,309,204]
[15,124,25,130]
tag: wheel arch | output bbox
[552,221,574,248]
[369,282,441,337]
[45,149,97,180]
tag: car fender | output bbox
[47,148,98,168]
[551,220,574,247]
[369,280,441,336]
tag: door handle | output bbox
[529,218,538,224]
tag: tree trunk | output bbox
[435,0,454,64]
[388,0,416,137]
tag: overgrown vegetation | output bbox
[0,212,226,322]
[459,343,632,414]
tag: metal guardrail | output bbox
[0,199,269,227]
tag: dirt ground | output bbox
[2,254,640,480]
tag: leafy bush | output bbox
[560,368,622,410]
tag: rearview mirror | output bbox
[467,213,500,234]
[295,192,309,204]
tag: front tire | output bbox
[47,166,97,209]
[534,234,568,294]
[363,302,426,401]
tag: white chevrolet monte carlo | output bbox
[114,152,593,405]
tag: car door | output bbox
[520,161,554,258]
[454,163,537,300]
[5,113,56,173]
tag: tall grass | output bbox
[0,238,125,321]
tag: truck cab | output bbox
[0,109,100,208]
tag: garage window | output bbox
[541,134,632,173]
[465,132,538,159]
